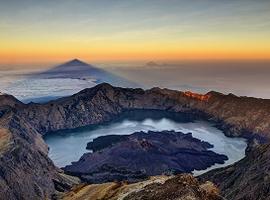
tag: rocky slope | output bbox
[1,83,270,199]
[200,143,270,200]
[64,131,227,183]
[0,96,79,200]
[0,93,23,117]
[62,174,222,200]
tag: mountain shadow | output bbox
[34,59,139,87]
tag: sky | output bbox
[1,0,270,64]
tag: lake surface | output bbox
[44,111,247,175]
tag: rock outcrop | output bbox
[0,114,57,199]
[200,143,270,200]
[64,131,227,183]
[0,96,79,200]
[125,174,222,200]
[62,174,222,200]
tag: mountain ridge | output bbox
[1,83,270,199]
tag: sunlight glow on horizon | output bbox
[1,0,270,65]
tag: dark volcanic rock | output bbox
[0,98,79,200]
[86,134,129,152]
[64,131,228,183]
[0,93,23,117]
[0,113,77,200]
[200,144,270,200]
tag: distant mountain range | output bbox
[34,59,138,87]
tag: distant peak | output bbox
[71,58,81,62]
[146,61,160,67]
[95,82,114,90]
[64,59,89,66]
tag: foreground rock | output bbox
[62,174,222,200]
[200,143,270,200]
[0,95,79,200]
[64,131,227,183]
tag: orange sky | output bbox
[1,0,270,65]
